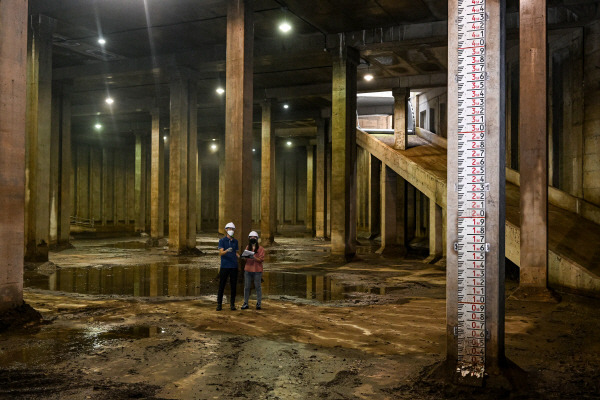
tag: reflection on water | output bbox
[25,265,385,302]
[0,325,163,368]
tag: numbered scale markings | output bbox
[457,0,487,377]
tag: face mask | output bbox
[249,238,257,245]
[227,230,234,237]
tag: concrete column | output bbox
[260,99,276,244]
[514,0,554,300]
[135,133,147,232]
[315,117,328,239]
[306,144,314,233]
[396,177,407,247]
[376,165,398,254]
[415,191,424,237]
[447,0,507,378]
[25,15,55,262]
[218,148,226,234]
[168,76,190,253]
[150,110,165,242]
[424,197,443,263]
[186,82,197,249]
[393,88,410,150]
[224,0,253,248]
[50,90,60,243]
[0,0,28,312]
[196,152,202,233]
[58,87,72,244]
[330,40,359,260]
[406,184,416,244]
[369,155,381,240]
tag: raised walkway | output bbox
[357,129,600,297]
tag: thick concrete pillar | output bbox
[330,39,359,260]
[218,148,226,234]
[424,197,443,263]
[514,0,554,301]
[25,15,55,262]
[224,0,253,248]
[186,84,197,249]
[135,133,147,232]
[376,165,398,254]
[447,0,507,378]
[393,88,410,150]
[0,0,28,312]
[168,75,195,253]
[306,144,315,233]
[396,177,407,247]
[406,184,416,244]
[150,110,165,242]
[50,84,72,246]
[260,99,276,244]
[369,155,381,239]
[196,152,202,233]
[315,117,328,239]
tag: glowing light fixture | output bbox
[283,104,289,109]
[94,123,102,130]
[286,141,292,147]
[252,148,256,153]
[98,38,106,45]
[212,138,217,141]
[364,73,374,81]
[163,136,167,141]
[216,87,225,95]
[279,21,292,33]
[105,97,114,105]
[210,144,218,152]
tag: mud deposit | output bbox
[1,234,599,399]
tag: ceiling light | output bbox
[364,73,374,81]
[252,148,256,153]
[279,21,292,33]
[283,104,289,109]
[216,87,225,95]
[105,97,114,105]
[94,123,102,130]
[163,136,167,141]
[210,144,218,152]
[98,38,106,45]
[286,141,292,147]
[212,138,217,141]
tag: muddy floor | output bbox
[1,232,599,399]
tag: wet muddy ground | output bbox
[1,232,599,399]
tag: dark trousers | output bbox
[217,267,238,306]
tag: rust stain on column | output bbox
[0,0,28,311]
[519,0,548,287]
[224,0,253,247]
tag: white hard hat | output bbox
[225,222,236,229]
[248,231,259,238]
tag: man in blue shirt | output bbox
[217,222,240,311]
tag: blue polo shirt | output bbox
[218,236,239,269]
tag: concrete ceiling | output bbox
[27,0,593,143]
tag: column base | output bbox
[0,301,43,333]
[24,240,49,262]
[376,245,407,257]
[422,357,528,394]
[148,237,168,247]
[423,254,443,264]
[166,246,204,256]
[509,286,561,303]
[49,241,74,252]
[314,236,330,242]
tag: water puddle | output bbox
[24,265,388,302]
[0,325,164,368]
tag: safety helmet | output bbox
[248,231,259,238]
[225,222,236,229]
